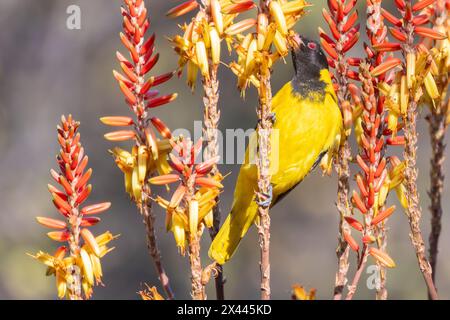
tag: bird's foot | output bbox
[257,113,276,125]
[256,185,273,209]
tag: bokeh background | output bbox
[1,0,449,300]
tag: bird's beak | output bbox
[290,33,303,50]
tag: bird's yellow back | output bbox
[209,69,342,265]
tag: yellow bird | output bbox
[209,36,343,265]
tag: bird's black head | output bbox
[291,35,328,81]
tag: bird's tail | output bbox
[208,199,258,265]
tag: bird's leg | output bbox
[256,184,273,209]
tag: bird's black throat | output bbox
[290,36,329,99]
[291,66,326,98]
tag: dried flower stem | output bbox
[427,92,448,287]
[141,188,174,300]
[345,246,369,300]
[203,65,225,300]
[186,175,206,300]
[189,232,206,300]
[203,67,221,232]
[67,207,82,300]
[256,70,273,300]
[427,0,449,292]
[403,99,438,299]
[375,226,388,300]
[334,142,351,300]
[400,0,438,299]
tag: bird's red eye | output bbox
[307,42,317,50]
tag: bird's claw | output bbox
[257,113,276,125]
[256,185,273,209]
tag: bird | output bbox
[208,35,343,265]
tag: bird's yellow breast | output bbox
[270,77,341,196]
[209,69,343,265]
[236,69,342,204]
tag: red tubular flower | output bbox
[103,0,177,145]
[322,0,362,301]
[31,115,115,300]
[345,2,406,301]
[321,0,360,101]
[101,0,177,300]
[383,0,441,300]
[151,137,223,252]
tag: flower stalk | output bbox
[224,0,308,299]
[427,103,447,282]
[103,0,178,299]
[165,0,252,299]
[321,0,360,300]
[425,0,450,290]
[31,115,115,300]
[256,63,273,300]
[202,66,225,299]
[364,0,394,300]
[151,137,223,299]
[344,59,399,299]
[381,0,447,299]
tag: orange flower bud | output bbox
[100,116,134,127]
[81,202,111,215]
[36,217,67,229]
[371,206,396,225]
[81,228,101,257]
[75,184,92,206]
[151,117,172,139]
[352,190,368,214]
[47,231,71,242]
[80,217,101,227]
[170,184,187,209]
[412,0,436,12]
[373,42,401,52]
[369,247,396,268]
[52,193,72,213]
[149,174,180,185]
[362,235,376,244]
[415,27,447,40]
[147,93,178,109]
[119,81,137,105]
[320,37,338,60]
[104,130,136,142]
[381,8,402,27]
[224,19,257,36]
[223,1,256,14]
[75,168,92,190]
[370,58,402,77]
[344,232,359,252]
[195,177,223,189]
[344,217,364,232]
[166,0,198,18]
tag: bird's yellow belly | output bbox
[269,95,339,199]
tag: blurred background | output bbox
[0,0,449,300]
